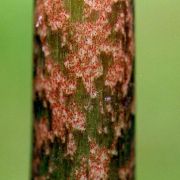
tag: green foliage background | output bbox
[0,0,180,179]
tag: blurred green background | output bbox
[0,0,180,179]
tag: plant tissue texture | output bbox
[32,0,135,179]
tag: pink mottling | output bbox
[89,138,110,180]
[44,0,69,31]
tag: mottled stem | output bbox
[32,0,135,179]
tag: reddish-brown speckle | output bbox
[88,138,110,180]
[66,133,77,157]
[35,58,85,143]
[44,0,70,31]
[75,157,88,180]
[34,117,49,151]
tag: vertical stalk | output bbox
[32,0,135,179]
